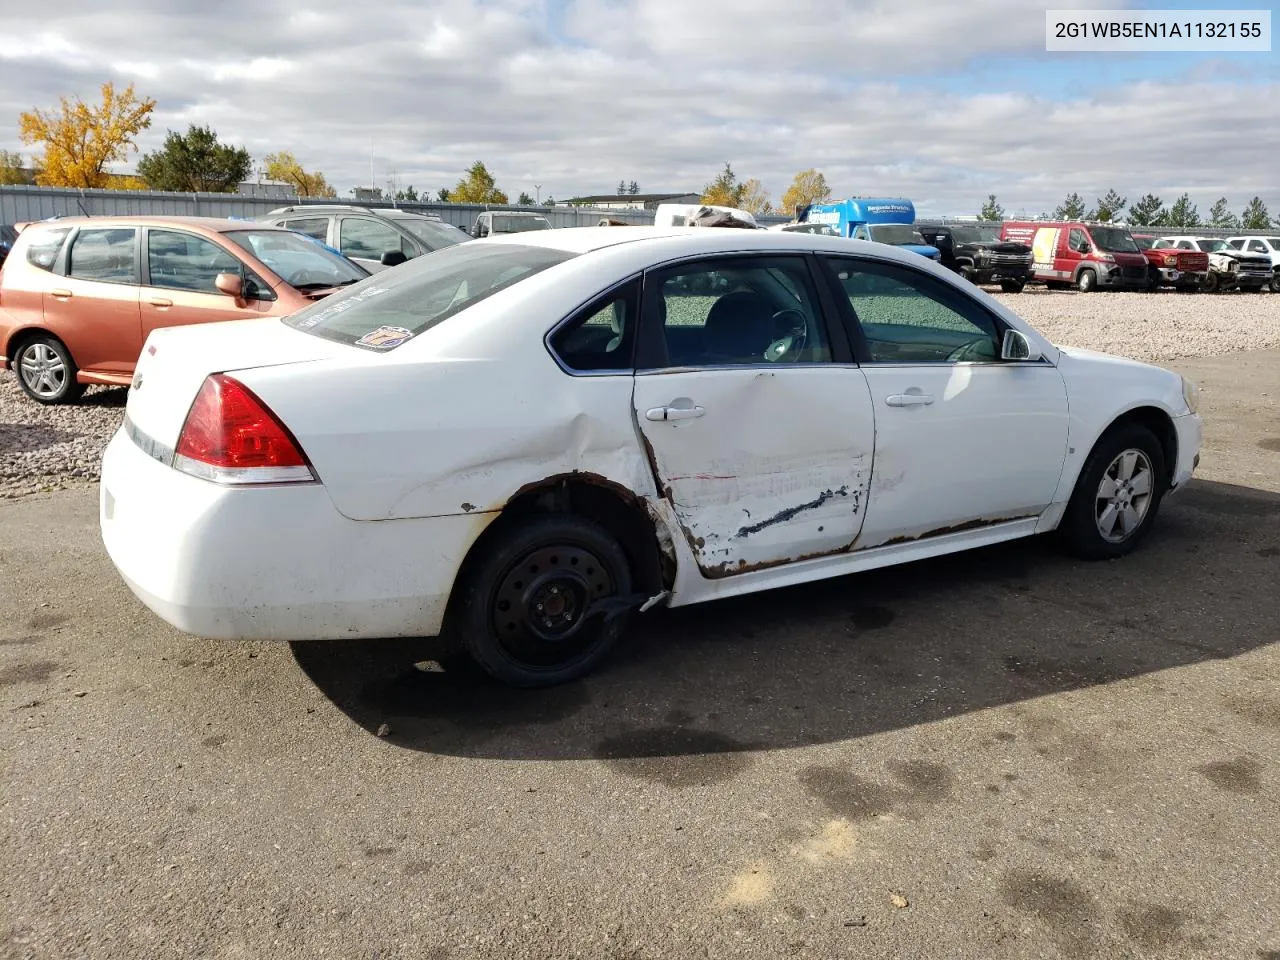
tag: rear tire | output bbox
[1057,422,1167,561]
[12,334,85,405]
[1076,268,1097,293]
[452,514,634,687]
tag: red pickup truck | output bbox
[1131,233,1209,292]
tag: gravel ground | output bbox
[2,287,1279,499]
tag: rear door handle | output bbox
[885,393,934,407]
[645,399,706,422]
[50,289,72,299]
[148,297,173,308]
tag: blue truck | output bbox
[797,198,941,262]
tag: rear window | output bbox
[24,226,72,271]
[284,242,577,349]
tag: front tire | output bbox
[13,334,85,405]
[1270,269,1280,293]
[1000,279,1025,293]
[1076,268,1097,293]
[452,514,634,687]
[1058,423,1167,560]
[1201,272,1221,294]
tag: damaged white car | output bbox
[100,227,1202,687]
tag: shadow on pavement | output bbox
[292,478,1280,763]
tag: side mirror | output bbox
[214,272,243,298]
[1001,328,1041,362]
[380,249,408,267]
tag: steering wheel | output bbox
[288,270,329,288]
[764,308,809,362]
[945,338,995,362]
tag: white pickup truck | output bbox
[1225,235,1280,292]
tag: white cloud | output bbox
[0,0,1274,218]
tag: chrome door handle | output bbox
[645,400,706,422]
[50,289,73,299]
[149,297,173,308]
[885,393,934,407]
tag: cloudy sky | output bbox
[1,0,1276,217]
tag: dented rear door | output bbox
[633,254,875,578]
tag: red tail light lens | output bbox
[174,374,315,484]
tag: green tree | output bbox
[1053,192,1087,220]
[1091,189,1127,222]
[628,180,639,195]
[517,191,534,205]
[394,185,419,202]
[136,124,251,193]
[436,187,451,202]
[780,168,832,216]
[1208,197,1239,229]
[0,150,30,184]
[263,151,336,197]
[701,162,746,207]
[978,194,1004,220]
[1166,193,1200,228]
[542,196,555,206]
[617,179,627,196]
[1127,194,1167,227]
[451,161,508,203]
[1240,196,1271,230]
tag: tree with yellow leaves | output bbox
[450,161,508,204]
[264,151,337,198]
[0,150,31,185]
[780,169,831,217]
[18,82,156,189]
[738,178,772,216]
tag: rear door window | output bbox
[67,228,138,284]
[284,218,330,242]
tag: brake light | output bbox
[173,374,315,484]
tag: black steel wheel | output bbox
[454,514,634,687]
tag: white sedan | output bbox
[100,227,1202,686]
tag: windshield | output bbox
[869,224,927,246]
[492,216,550,233]
[950,225,1001,244]
[785,223,839,236]
[393,218,469,250]
[1195,239,1228,253]
[1090,227,1140,253]
[225,230,367,290]
[285,242,577,349]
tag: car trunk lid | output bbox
[124,317,352,451]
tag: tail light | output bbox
[174,374,316,484]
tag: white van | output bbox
[652,203,758,228]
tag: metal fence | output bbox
[0,184,795,230]
[1,185,1269,237]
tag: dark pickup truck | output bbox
[916,223,1033,292]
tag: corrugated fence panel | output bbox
[1,186,1268,237]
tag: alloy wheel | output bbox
[1094,448,1154,543]
[19,343,68,399]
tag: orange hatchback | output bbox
[0,216,369,404]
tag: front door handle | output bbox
[645,399,706,422]
[885,393,934,407]
[148,297,173,308]
[50,289,73,299]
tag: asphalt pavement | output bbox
[2,351,1278,960]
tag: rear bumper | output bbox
[99,428,491,642]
